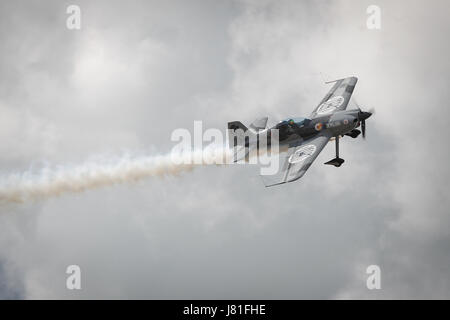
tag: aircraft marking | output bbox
[317,96,345,114]
[288,145,317,163]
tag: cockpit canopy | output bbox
[276,117,310,129]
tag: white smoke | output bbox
[0,145,233,203]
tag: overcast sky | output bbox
[0,0,449,299]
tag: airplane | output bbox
[227,76,373,187]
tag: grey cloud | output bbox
[0,0,449,299]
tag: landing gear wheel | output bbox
[324,158,345,167]
[324,136,345,167]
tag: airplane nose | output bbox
[359,111,372,121]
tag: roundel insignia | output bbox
[315,123,323,131]
[316,96,345,115]
[343,119,349,125]
[288,145,317,164]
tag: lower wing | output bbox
[260,133,331,187]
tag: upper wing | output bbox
[260,133,331,187]
[310,76,358,118]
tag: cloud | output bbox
[0,0,449,299]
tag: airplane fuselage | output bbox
[267,109,362,146]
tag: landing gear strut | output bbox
[324,136,345,167]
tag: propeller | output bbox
[362,118,366,138]
[359,111,372,139]
[352,98,373,139]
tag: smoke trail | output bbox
[0,145,233,203]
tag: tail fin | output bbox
[227,121,253,162]
[228,121,248,133]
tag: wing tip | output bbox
[263,181,286,188]
[325,76,358,84]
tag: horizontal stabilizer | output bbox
[228,121,248,132]
[249,117,268,132]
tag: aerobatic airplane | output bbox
[227,76,373,187]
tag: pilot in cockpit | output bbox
[275,117,311,140]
